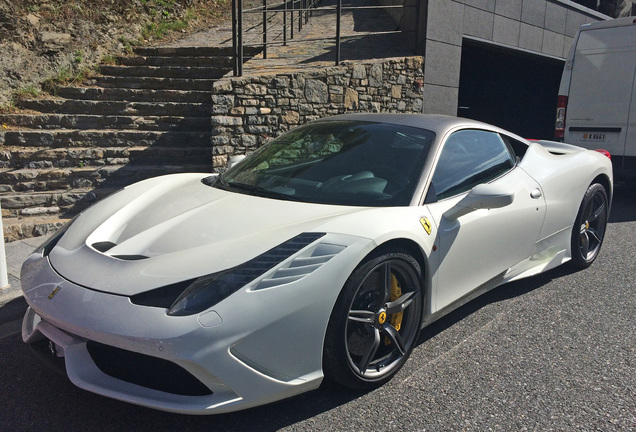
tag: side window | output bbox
[500,134,529,160]
[431,130,515,200]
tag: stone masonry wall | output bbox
[210,57,425,170]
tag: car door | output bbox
[425,129,546,311]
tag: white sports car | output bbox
[21,114,612,414]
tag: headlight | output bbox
[165,232,326,316]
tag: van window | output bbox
[432,130,515,200]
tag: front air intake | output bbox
[86,341,212,396]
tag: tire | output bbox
[570,183,608,269]
[323,249,423,389]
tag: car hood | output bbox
[49,173,362,295]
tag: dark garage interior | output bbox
[458,39,565,140]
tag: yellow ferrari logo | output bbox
[48,286,61,300]
[378,311,387,325]
[420,217,432,235]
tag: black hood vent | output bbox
[92,241,148,260]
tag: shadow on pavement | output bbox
[609,181,636,223]
[0,265,572,432]
[0,328,368,432]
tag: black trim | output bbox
[92,241,116,252]
[568,127,622,133]
[28,338,67,375]
[130,280,193,308]
[131,232,327,314]
[87,341,213,396]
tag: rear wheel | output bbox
[323,250,423,389]
[570,183,608,269]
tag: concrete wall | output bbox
[420,0,608,114]
[379,0,425,52]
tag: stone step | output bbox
[2,129,211,148]
[0,114,210,131]
[3,214,71,242]
[1,163,212,196]
[17,99,211,117]
[95,76,217,91]
[57,87,212,103]
[1,42,237,241]
[5,144,210,170]
[99,65,227,79]
[132,46,263,57]
[1,187,110,217]
[1,185,123,241]
[118,55,233,67]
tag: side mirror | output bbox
[443,183,515,221]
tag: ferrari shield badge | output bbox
[420,217,432,235]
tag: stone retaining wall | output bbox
[210,57,425,170]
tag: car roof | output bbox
[319,113,531,145]
[318,113,498,134]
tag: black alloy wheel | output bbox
[570,183,608,269]
[323,250,423,389]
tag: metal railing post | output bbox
[335,0,341,65]
[283,0,288,46]
[238,0,244,76]
[234,0,402,68]
[290,0,294,40]
[232,0,238,76]
[263,0,268,58]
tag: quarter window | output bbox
[431,130,515,200]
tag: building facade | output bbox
[383,0,611,137]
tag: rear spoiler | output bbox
[529,140,586,154]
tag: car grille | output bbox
[86,341,212,396]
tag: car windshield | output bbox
[213,120,435,206]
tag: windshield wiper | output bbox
[225,181,300,201]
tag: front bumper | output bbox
[22,306,244,413]
[20,233,372,414]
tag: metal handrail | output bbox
[231,0,406,76]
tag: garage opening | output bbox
[458,39,564,140]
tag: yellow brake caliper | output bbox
[385,273,404,345]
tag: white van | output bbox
[556,17,636,178]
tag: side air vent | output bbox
[253,243,345,290]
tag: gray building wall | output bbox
[381,0,609,115]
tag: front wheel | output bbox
[570,183,608,269]
[323,250,423,389]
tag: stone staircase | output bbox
[0,46,258,241]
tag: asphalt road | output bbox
[1,184,634,432]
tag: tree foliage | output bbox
[570,0,635,17]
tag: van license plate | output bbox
[582,132,607,142]
[572,131,619,144]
